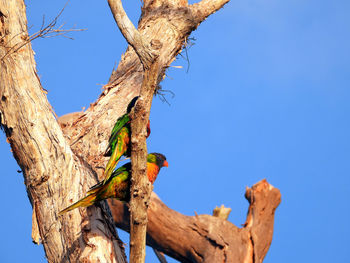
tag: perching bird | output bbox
[59,153,168,215]
[103,112,151,185]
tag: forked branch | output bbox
[107,0,158,69]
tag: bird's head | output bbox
[147,153,168,169]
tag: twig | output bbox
[153,249,168,263]
[0,1,86,61]
[178,37,196,73]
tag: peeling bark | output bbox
[0,1,126,262]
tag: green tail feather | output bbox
[59,193,97,215]
[103,127,129,184]
[103,149,122,184]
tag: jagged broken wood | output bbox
[213,204,232,220]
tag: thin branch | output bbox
[0,1,86,61]
[107,0,158,69]
[154,249,168,263]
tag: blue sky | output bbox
[1,0,349,262]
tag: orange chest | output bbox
[147,163,159,184]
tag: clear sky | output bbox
[1,0,349,262]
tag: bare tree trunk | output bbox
[0,1,126,262]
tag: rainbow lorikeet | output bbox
[103,113,151,185]
[59,153,167,215]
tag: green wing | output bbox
[89,163,130,194]
[103,126,130,184]
[60,164,131,215]
[105,113,130,156]
[94,163,131,201]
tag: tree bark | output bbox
[128,63,161,263]
[0,1,126,262]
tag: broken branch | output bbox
[110,180,281,263]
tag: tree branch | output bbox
[128,61,162,263]
[190,0,230,23]
[107,1,165,262]
[110,180,281,263]
[107,0,158,69]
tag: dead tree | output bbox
[0,0,281,262]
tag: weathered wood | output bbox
[0,1,126,262]
[110,180,281,263]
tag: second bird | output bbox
[59,153,167,215]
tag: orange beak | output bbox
[163,160,169,167]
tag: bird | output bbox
[59,153,168,215]
[103,112,151,185]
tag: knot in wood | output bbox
[133,188,140,198]
[150,39,162,50]
[133,214,147,224]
